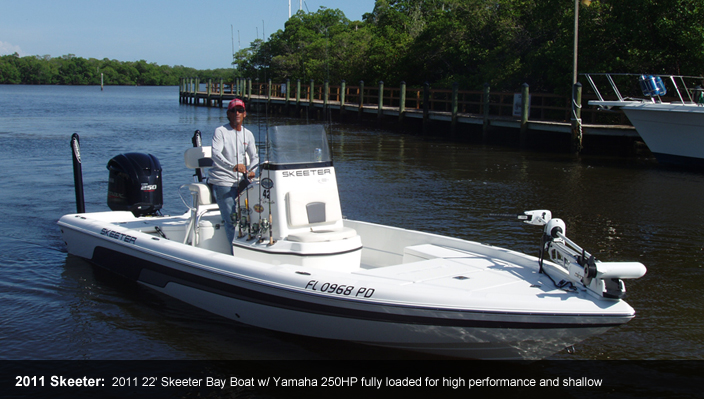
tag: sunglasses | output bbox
[229,106,246,113]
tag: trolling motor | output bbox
[517,210,647,299]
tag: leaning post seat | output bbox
[184,183,213,206]
[285,188,357,243]
[183,146,214,205]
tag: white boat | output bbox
[58,125,646,360]
[586,73,704,166]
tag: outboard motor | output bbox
[107,153,163,217]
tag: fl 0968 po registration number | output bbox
[304,280,375,298]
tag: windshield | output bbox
[266,125,332,165]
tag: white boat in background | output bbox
[58,125,646,360]
[586,73,704,167]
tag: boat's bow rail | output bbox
[584,73,704,109]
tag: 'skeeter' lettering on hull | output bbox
[100,228,137,244]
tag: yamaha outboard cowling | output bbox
[107,153,163,217]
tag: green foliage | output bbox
[247,7,372,84]
[3,0,704,93]
[0,53,231,86]
[237,0,704,93]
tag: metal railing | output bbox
[584,73,704,105]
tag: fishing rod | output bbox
[235,118,246,239]
[258,19,275,246]
[245,195,252,240]
[252,20,265,243]
[254,20,264,242]
[262,128,273,245]
[243,125,252,240]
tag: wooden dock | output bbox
[179,78,637,151]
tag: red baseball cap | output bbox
[228,98,245,110]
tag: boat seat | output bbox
[286,188,343,227]
[185,182,214,206]
[285,188,357,242]
[184,146,213,169]
[184,146,214,205]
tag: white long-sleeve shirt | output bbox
[208,124,259,187]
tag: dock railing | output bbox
[183,78,581,120]
[218,79,580,122]
[179,77,647,144]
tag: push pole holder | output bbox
[70,133,85,214]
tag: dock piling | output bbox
[399,81,406,124]
[520,83,530,147]
[247,78,252,101]
[324,80,329,115]
[451,82,459,136]
[296,79,301,115]
[285,78,290,107]
[358,81,364,120]
[207,79,212,107]
[219,78,224,107]
[423,82,430,135]
[340,80,346,119]
[482,83,491,141]
[378,81,384,119]
[309,79,315,118]
[268,79,272,107]
[571,82,583,154]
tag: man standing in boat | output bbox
[209,97,259,249]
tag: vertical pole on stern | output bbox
[70,133,85,214]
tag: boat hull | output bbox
[620,106,704,166]
[590,100,704,166]
[59,213,634,360]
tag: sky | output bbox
[0,0,377,70]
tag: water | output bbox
[1,85,703,365]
